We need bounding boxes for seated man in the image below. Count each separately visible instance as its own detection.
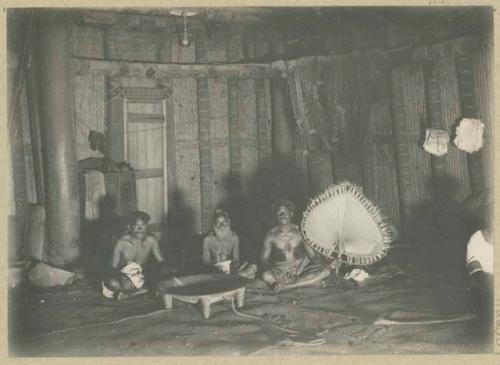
[102,211,167,300]
[202,209,257,278]
[466,206,493,326]
[260,199,331,293]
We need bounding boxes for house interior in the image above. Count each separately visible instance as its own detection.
[7,6,494,356]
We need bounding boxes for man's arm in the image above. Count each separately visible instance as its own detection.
[150,237,165,263]
[110,240,124,269]
[231,235,240,269]
[260,232,273,269]
[202,237,212,266]
[304,240,320,264]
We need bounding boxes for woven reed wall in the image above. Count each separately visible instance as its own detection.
[290,34,492,239]
[71,22,274,236]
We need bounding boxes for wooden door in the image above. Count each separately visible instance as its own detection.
[124,97,168,240]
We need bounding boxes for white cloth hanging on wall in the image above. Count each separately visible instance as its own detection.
[453,118,485,153]
[422,128,450,156]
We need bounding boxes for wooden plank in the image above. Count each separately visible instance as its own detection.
[127,121,164,170]
[127,113,165,124]
[127,102,163,114]
[105,28,160,62]
[134,168,164,179]
[118,87,172,100]
[136,177,164,225]
[72,58,282,79]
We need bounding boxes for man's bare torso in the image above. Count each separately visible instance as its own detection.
[268,225,305,263]
[113,234,159,268]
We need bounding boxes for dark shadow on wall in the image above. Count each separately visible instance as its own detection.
[158,165,308,271]
[403,175,481,289]
[215,165,308,264]
[160,190,196,273]
[80,195,126,287]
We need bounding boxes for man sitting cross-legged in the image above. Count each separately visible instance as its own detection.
[260,199,332,294]
[202,209,257,279]
[102,211,168,300]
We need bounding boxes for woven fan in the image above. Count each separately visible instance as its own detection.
[301,182,392,265]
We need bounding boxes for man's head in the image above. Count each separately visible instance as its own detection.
[213,209,231,239]
[127,211,150,241]
[271,199,295,226]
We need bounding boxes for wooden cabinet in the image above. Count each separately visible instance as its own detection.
[79,170,137,221]
[103,171,137,216]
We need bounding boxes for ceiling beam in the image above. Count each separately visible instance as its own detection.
[71,57,284,79]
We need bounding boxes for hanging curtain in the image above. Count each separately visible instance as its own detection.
[285,56,333,152]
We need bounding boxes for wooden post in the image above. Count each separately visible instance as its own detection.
[34,13,80,268]
[26,64,45,204]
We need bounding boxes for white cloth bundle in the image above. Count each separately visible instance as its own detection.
[453,118,484,153]
[120,262,145,289]
[466,230,493,275]
[101,262,145,298]
[422,128,449,156]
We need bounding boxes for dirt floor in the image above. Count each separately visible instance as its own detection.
[9,258,492,357]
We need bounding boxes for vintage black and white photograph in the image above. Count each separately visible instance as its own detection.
[6,5,495,356]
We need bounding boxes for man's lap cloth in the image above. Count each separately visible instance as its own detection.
[102,262,145,298]
[272,258,320,286]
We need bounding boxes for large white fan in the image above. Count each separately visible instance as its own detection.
[301,182,393,265]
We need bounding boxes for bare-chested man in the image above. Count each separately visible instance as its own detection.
[102,211,166,299]
[203,209,257,278]
[260,199,331,293]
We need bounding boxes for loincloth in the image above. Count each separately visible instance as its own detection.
[271,259,321,286]
[102,262,145,298]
